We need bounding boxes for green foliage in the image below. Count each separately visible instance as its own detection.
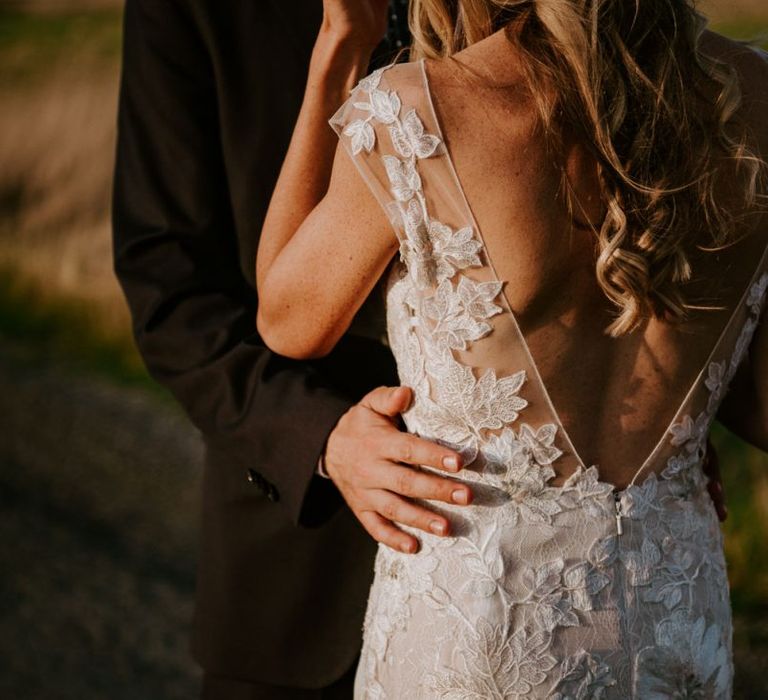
[0,7,123,87]
[0,268,160,394]
[711,20,768,48]
[711,422,768,612]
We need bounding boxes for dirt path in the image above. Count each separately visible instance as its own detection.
[0,338,203,699]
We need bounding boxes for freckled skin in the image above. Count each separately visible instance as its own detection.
[417,30,768,478]
[259,25,768,485]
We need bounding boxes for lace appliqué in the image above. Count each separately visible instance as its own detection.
[341,64,554,466]
[337,63,763,699]
[551,650,617,699]
[426,619,557,699]
[634,611,730,699]
[662,272,768,498]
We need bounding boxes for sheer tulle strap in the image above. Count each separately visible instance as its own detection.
[329,63,443,248]
[330,62,584,476]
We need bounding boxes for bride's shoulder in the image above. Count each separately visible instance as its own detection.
[333,60,434,146]
[351,60,426,103]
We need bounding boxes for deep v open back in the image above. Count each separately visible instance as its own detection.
[331,59,768,699]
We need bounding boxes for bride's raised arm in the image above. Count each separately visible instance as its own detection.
[256,0,398,359]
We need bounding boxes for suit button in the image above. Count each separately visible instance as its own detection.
[248,469,279,502]
[247,468,262,485]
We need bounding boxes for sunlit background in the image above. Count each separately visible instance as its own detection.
[0,1,766,697]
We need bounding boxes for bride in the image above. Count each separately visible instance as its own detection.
[256,0,768,697]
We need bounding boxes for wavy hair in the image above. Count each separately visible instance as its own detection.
[409,0,766,335]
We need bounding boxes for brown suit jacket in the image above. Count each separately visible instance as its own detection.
[112,0,403,688]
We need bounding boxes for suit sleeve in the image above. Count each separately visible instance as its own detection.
[112,0,397,527]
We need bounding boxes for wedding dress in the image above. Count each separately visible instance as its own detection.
[330,59,768,699]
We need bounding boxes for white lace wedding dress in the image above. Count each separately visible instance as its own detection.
[331,59,768,699]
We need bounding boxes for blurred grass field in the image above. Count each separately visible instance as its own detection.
[0,3,127,359]
[0,1,767,697]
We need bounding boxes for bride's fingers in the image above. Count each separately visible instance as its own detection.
[371,491,452,539]
[372,462,472,507]
[358,509,420,554]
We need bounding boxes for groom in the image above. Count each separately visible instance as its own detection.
[112,1,727,698]
[111,1,447,698]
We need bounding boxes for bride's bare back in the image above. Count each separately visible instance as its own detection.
[421,28,768,487]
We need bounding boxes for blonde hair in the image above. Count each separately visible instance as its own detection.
[409,0,766,335]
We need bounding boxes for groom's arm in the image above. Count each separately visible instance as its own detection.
[112,0,397,527]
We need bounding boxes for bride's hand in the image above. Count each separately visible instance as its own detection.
[319,0,390,53]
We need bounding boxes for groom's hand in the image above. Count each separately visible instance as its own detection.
[703,438,727,522]
[324,386,472,554]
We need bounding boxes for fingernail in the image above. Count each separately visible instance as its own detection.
[452,489,469,505]
[401,540,415,553]
[429,520,447,535]
[442,456,459,470]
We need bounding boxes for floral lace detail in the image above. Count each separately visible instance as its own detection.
[551,650,617,699]
[332,62,768,699]
[662,272,768,498]
[417,360,528,463]
[342,68,401,155]
[746,271,768,315]
[426,619,557,699]
[634,612,730,699]
[391,108,442,160]
[400,198,483,289]
[421,277,503,350]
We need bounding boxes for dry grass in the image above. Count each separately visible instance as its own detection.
[2,0,122,12]
[0,8,130,343]
[702,0,768,24]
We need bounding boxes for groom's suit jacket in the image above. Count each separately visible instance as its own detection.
[112,0,405,688]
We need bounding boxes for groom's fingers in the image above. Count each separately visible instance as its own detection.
[357,510,419,554]
[360,385,412,417]
[359,385,464,473]
[325,384,468,553]
[372,491,453,539]
[703,438,727,522]
[384,432,463,474]
[374,463,472,507]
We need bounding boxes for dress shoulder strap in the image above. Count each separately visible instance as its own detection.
[331,62,588,481]
[330,62,442,247]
